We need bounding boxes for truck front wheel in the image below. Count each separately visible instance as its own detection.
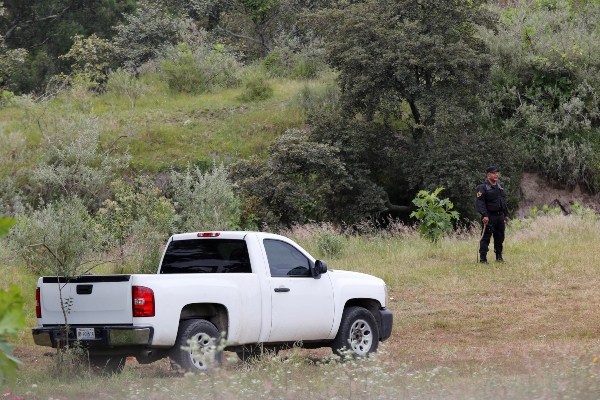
[169,319,223,372]
[331,306,379,357]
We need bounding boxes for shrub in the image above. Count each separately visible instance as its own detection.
[8,197,103,276]
[96,177,176,274]
[238,74,273,102]
[160,42,242,94]
[410,188,459,242]
[106,68,147,112]
[170,163,241,232]
[316,231,345,258]
[31,116,130,205]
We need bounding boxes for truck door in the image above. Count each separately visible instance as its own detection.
[263,239,335,342]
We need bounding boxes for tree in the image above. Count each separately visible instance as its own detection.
[290,0,501,220]
[479,0,600,192]
[0,0,135,92]
[230,129,385,227]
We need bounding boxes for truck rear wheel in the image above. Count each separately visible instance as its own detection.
[331,306,379,357]
[169,319,223,373]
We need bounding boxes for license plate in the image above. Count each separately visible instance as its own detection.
[76,328,96,340]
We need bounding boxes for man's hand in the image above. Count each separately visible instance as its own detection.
[504,216,509,224]
[482,216,489,224]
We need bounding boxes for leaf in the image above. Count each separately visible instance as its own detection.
[0,218,16,237]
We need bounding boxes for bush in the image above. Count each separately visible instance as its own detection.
[0,284,25,387]
[410,188,459,242]
[160,42,242,94]
[31,116,130,206]
[8,197,103,276]
[170,163,241,232]
[316,231,345,258]
[96,177,176,274]
[238,74,273,102]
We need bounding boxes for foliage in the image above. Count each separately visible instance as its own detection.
[7,196,104,276]
[160,42,242,94]
[112,0,180,71]
[59,34,117,85]
[529,204,562,218]
[0,35,26,90]
[96,177,176,274]
[238,73,273,101]
[316,231,344,258]
[479,0,600,192]
[292,78,340,114]
[31,116,130,206]
[170,163,241,232]
[0,0,135,92]
[410,188,459,242]
[106,68,147,113]
[285,0,501,221]
[230,128,375,228]
[261,34,327,79]
[0,284,25,388]
[571,201,598,219]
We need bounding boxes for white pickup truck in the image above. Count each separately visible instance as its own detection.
[32,231,393,373]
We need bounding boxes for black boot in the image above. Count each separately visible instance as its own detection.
[496,253,506,264]
[479,254,488,264]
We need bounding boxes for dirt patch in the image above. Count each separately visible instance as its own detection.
[514,172,600,217]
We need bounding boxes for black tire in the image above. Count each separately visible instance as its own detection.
[236,344,268,362]
[169,319,223,373]
[331,306,379,357]
[89,355,126,375]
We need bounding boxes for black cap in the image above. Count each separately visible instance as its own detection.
[485,166,498,173]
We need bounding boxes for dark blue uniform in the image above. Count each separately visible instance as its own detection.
[476,181,509,262]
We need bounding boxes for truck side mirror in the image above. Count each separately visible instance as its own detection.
[315,260,328,275]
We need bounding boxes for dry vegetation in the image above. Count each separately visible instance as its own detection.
[4,214,600,399]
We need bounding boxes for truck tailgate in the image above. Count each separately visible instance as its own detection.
[39,275,133,325]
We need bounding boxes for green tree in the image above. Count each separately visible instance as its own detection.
[0,0,135,92]
[479,0,600,192]
[230,129,386,227]
[266,0,500,221]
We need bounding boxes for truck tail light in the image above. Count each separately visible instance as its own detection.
[197,232,220,237]
[36,287,41,318]
[132,286,155,317]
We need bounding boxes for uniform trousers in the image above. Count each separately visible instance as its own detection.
[479,213,505,257]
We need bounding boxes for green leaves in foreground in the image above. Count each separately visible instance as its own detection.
[410,188,459,242]
[0,285,26,387]
[0,217,16,237]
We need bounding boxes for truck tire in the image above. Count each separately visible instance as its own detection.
[88,355,126,375]
[169,319,223,373]
[331,306,379,357]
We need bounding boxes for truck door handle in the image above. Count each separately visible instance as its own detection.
[274,287,290,293]
[76,284,93,295]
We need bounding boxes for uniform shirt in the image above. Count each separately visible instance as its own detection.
[476,181,508,217]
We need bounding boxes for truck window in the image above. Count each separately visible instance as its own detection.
[160,239,252,274]
[263,239,311,277]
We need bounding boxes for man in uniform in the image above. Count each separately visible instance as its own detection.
[476,166,509,264]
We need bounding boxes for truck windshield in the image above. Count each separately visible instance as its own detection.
[160,239,252,274]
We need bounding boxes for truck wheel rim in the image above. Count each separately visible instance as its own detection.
[349,318,373,356]
[189,332,216,370]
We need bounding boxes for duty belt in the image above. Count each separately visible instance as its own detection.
[488,211,504,216]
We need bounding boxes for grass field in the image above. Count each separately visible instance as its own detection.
[3,214,600,399]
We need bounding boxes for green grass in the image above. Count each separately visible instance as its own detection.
[5,215,600,398]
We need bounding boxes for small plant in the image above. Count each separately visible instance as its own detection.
[316,231,345,258]
[0,284,25,387]
[410,187,459,242]
[238,74,273,102]
[572,201,597,219]
[529,204,562,218]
